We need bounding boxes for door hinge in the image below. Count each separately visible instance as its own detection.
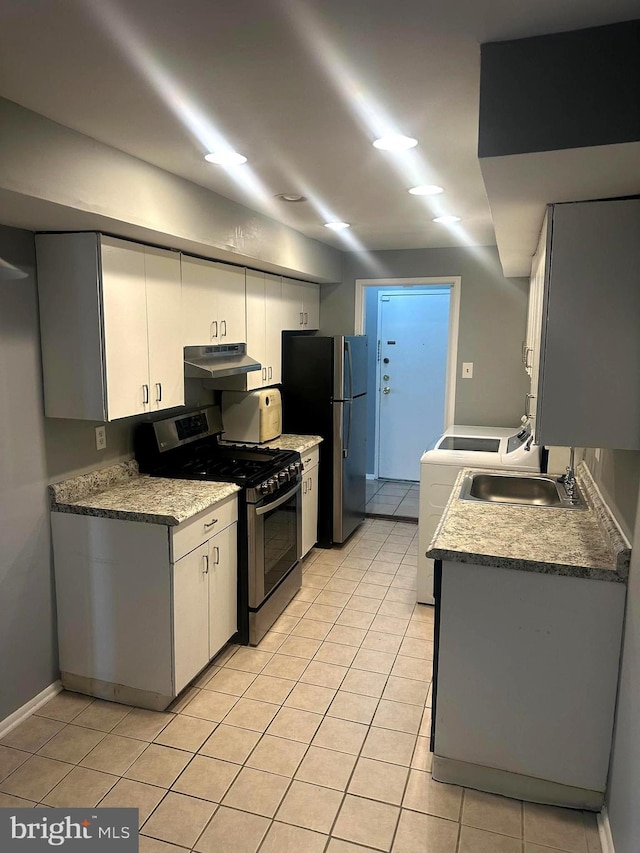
[377,340,381,362]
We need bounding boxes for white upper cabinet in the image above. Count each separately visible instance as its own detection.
[36,233,184,421]
[281,277,320,330]
[235,271,285,391]
[531,199,640,450]
[182,256,246,345]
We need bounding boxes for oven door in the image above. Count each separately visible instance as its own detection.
[248,479,301,608]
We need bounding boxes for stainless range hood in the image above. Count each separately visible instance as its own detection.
[184,344,261,379]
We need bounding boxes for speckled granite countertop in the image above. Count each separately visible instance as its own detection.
[221,434,323,454]
[427,462,630,583]
[50,461,239,526]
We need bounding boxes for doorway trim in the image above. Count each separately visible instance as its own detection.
[355,276,461,435]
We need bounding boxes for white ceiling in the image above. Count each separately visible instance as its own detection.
[0,0,638,264]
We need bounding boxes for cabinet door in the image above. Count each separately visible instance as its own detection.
[264,273,284,385]
[173,543,210,694]
[301,282,320,330]
[145,246,185,412]
[300,467,319,558]
[181,256,218,345]
[213,262,246,343]
[281,277,305,330]
[208,522,238,658]
[101,237,150,420]
[537,199,640,449]
[245,270,267,390]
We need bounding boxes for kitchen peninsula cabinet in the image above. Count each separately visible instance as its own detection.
[181,255,246,346]
[300,444,319,557]
[527,198,640,449]
[244,270,286,390]
[282,276,320,330]
[52,493,238,710]
[36,233,184,421]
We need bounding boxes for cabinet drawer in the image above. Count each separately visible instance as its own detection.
[301,445,319,472]
[171,495,238,562]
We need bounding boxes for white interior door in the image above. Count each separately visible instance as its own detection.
[377,290,451,481]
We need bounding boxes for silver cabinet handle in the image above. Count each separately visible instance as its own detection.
[221,320,227,338]
[524,347,533,369]
[211,320,218,339]
[304,312,308,325]
[521,341,527,364]
[204,518,218,529]
[142,384,149,404]
[203,554,209,574]
[303,479,307,495]
[300,311,304,326]
[308,475,312,493]
[156,382,162,402]
[262,367,267,381]
[268,366,272,380]
[213,545,220,565]
[525,393,536,418]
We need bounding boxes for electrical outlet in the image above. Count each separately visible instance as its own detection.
[95,426,107,451]
[462,362,473,379]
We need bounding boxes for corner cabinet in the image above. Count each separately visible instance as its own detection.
[299,445,320,558]
[36,233,184,421]
[529,199,640,450]
[181,255,246,346]
[51,495,238,710]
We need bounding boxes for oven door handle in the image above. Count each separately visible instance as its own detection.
[255,481,301,516]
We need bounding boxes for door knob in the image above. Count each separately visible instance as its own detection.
[383,387,390,394]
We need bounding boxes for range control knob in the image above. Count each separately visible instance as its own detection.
[288,463,299,477]
[266,479,276,493]
[277,470,289,482]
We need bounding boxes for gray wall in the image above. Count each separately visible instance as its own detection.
[0,98,342,284]
[0,225,58,719]
[322,245,530,427]
[583,447,640,853]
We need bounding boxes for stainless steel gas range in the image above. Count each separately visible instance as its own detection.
[135,406,302,645]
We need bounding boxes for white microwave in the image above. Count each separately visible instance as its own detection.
[221,389,282,443]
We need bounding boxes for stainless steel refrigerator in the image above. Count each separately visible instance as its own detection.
[281,335,367,548]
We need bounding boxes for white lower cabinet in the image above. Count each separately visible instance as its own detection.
[173,519,238,694]
[300,446,319,558]
[51,495,238,710]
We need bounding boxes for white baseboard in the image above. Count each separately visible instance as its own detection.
[598,807,615,853]
[0,681,63,740]
[366,474,376,480]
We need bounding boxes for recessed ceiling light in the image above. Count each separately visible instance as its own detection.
[324,221,351,231]
[433,215,461,224]
[275,192,308,203]
[373,135,418,151]
[204,151,247,166]
[409,184,444,196]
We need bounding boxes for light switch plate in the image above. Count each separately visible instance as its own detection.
[462,362,473,379]
[95,426,107,451]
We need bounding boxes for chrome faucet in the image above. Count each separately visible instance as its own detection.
[558,447,577,499]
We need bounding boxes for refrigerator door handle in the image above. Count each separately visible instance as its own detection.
[343,399,352,459]
[345,339,353,401]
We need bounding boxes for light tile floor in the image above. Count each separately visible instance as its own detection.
[0,518,601,853]
[366,480,419,520]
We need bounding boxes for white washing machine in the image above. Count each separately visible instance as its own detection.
[417,422,541,604]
